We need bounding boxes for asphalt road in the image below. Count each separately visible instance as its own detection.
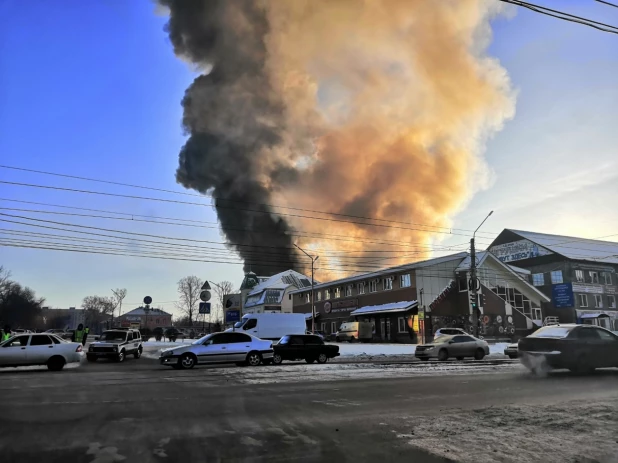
[2,356,618,463]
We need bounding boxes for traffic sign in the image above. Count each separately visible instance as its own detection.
[200,290,211,302]
[201,281,211,290]
[225,310,241,323]
[143,296,152,305]
[199,302,211,314]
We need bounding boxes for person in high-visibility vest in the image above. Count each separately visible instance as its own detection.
[72,324,85,344]
[1,325,12,342]
[82,327,90,346]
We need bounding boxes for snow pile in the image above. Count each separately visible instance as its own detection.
[334,343,416,357]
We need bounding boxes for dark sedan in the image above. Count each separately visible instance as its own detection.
[519,324,618,373]
[272,334,340,364]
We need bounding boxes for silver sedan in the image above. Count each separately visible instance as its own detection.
[159,331,273,369]
[415,334,489,361]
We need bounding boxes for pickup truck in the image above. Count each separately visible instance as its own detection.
[272,334,340,365]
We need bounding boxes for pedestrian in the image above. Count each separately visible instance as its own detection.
[82,326,90,346]
[72,323,85,344]
[1,325,11,342]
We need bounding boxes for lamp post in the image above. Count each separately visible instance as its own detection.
[294,244,319,333]
[470,211,493,337]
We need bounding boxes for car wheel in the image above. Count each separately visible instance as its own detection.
[272,353,283,365]
[348,337,355,343]
[116,351,125,363]
[133,348,142,359]
[47,356,65,371]
[317,353,328,364]
[438,349,448,361]
[86,355,97,362]
[508,354,517,359]
[456,356,464,361]
[179,353,196,369]
[246,351,262,367]
[569,355,594,374]
[474,348,486,360]
[305,358,315,364]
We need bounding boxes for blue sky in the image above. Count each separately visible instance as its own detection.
[1,1,617,312]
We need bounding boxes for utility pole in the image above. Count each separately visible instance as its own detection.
[295,244,319,333]
[470,211,493,337]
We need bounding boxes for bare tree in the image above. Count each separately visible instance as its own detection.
[176,276,203,326]
[111,288,128,318]
[212,280,234,324]
[0,266,12,296]
[82,295,115,327]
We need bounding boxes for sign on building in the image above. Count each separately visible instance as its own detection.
[552,283,574,308]
[489,239,552,263]
[224,293,242,309]
[571,283,603,295]
[225,310,241,323]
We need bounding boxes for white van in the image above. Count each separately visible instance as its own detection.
[229,313,307,340]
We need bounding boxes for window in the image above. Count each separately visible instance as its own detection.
[596,329,615,341]
[304,336,323,345]
[50,335,61,344]
[398,317,407,333]
[358,282,366,295]
[320,322,326,332]
[550,271,563,284]
[458,277,468,292]
[452,336,473,343]
[594,294,603,308]
[156,319,160,325]
[243,318,258,330]
[578,294,588,307]
[604,273,613,285]
[575,270,584,282]
[127,332,134,341]
[228,333,252,343]
[345,285,353,297]
[331,321,337,333]
[30,335,53,346]
[334,287,341,298]
[317,291,322,302]
[305,293,310,303]
[532,273,544,286]
[325,289,331,300]
[608,295,616,309]
[589,271,599,284]
[369,280,378,293]
[2,335,29,347]
[383,277,393,290]
[400,274,411,288]
[532,308,542,320]
[576,328,601,340]
[289,336,303,345]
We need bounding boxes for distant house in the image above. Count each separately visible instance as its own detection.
[116,307,172,330]
[242,270,316,314]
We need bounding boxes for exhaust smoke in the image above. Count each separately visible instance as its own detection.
[159,0,516,276]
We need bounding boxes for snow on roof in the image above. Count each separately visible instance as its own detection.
[123,307,172,317]
[290,252,469,294]
[351,301,417,316]
[506,229,618,265]
[507,264,531,275]
[247,269,314,297]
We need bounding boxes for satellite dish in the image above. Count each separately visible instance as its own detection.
[143,296,152,305]
[200,290,211,302]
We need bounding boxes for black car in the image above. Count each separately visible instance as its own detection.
[519,324,618,373]
[272,334,340,365]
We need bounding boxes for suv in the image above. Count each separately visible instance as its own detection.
[87,329,142,363]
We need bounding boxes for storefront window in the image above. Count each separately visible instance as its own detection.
[397,317,407,333]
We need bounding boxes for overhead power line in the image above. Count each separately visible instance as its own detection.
[497,0,618,35]
[596,0,618,9]
[0,164,498,238]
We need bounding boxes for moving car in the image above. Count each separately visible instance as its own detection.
[336,321,372,342]
[229,313,306,340]
[415,334,489,361]
[434,327,468,337]
[160,331,273,369]
[518,324,618,373]
[272,334,340,365]
[504,343,519,359]
[87,329,142,363]
[0,333,83,371]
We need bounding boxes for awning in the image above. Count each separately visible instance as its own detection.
[579,313,610,319]
[350,301,417,317]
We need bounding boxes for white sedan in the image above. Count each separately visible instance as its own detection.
[0,333,83,371]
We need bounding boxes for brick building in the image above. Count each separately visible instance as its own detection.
[292,252,548,343]
[489,229,618,330]
[116,307,172,330]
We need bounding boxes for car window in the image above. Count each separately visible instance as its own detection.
[243,318,257,330]
[277,335,290,345]
[304,336,323,345]
[577,328,601,340]
[596,329,616,341]
[289,337,304,345]
[452,336,469,343]
[30,335,53,346]
[227,333,252,343]
[99,331,127,342]
[211,334,229,345]
[127,332,134,341]
[2,335,30,347]
[530,327,573,338]
[50,335,62,344]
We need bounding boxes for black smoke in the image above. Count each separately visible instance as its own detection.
[160,0,301,275]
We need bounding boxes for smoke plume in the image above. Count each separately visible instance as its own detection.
[159,0,515,276]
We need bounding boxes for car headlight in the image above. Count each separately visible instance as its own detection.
[161,350,173,357]
[424,346,434,351]
[113,346,118,352]
[88,346,93,352]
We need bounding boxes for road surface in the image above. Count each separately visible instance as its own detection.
[1,356,618,462]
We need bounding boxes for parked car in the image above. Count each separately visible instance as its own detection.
[415,334,489,361]
[272,334,340,365]
[504,343,519,359]
[229,313,307,340]
[13,329,32,334]
[434,327,468,337]
[0,333,83,371]
[160,332,273,369]
[518,324,618,373]
[87,329,142,363]
[336,321,372,342]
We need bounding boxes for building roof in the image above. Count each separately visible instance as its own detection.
[290,252,469,294]
[244,269,315,308]
[350,301,418,316]
[502,229,618,265]
[122,307,172,317]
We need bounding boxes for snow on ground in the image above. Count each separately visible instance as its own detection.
[395,398,618,463]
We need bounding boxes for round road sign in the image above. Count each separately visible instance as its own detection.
[200,290,211,302]
[143,296,152,305]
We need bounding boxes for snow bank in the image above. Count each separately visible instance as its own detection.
[334,343,416,357]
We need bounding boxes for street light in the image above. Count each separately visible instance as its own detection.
[294,244,319,333]
[470,211,493,337]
